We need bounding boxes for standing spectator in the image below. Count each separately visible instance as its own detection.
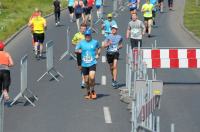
[126,13,145,49]
[68,0,75,22]
[0,41,14,100]
[74,0,85,31]
[53,0,61,26]
[28,10,47,59]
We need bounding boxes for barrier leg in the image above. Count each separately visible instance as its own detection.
[27,89,39,101]
[10,93,22,106]
[52,68,64,78]
[49,71,59,82]
[23,95,36,107]
[37,72,48,82]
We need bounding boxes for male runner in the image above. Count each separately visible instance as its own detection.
[28,10,47,58]
[141,0,153,37]
[101,13,117,37]
[72,23,87,88]
[75,29,101,99]
[103,25,123,88]
[126,13,145,49]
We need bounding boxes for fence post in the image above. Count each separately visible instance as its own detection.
[112,0,118,17]
[59,27,77,61]
[156,116,160,132]
[0,94,4,132]
[37,41,64,82]
[171,124,175,132]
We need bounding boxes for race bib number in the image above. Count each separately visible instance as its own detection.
[109,44,118,52]
[131,3,136,8]
[131,28,140,37]
[83,52,93,63]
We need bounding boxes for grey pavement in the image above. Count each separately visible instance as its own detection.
[3,0,200,132]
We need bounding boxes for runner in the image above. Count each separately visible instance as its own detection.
[28,10,47,59]
[141,0,154,37]
[74,0,85,31]
[101,13,117,37]
[95,0,103,20]
[68,0,75,22]
[168,0,173,10]
[84,0,94,24]
[158,0,164,13]
[103,25,123,88]
[128,0,140,14]
[126,13,145,49]
[53,0,61,26]
[0,41,14,100]
[29,8,40,51]
[150,0,158,25]
[72,23,87,88]
[75,29,101,99]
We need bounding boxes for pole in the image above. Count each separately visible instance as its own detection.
[171,124,175,132]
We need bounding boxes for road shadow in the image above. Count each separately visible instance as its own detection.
[97,94,110,99]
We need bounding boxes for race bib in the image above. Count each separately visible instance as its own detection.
[131,3,136,8]
[83,52,93,63]
[131,28,140,37]
[109,44,118,52]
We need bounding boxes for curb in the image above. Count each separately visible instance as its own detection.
[4,8,67,46]
[180,2,200,44]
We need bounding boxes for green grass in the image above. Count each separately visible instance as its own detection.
[0,0,67,41]
[184,0,200,38]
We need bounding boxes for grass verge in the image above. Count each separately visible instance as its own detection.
[0,0,67,41]
[184,0,200,38]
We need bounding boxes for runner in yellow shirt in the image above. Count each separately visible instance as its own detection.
[28,10,47,59]
[72,23,87,88]
[141,0,154,38]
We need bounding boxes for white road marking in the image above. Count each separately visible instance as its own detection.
[103,107,112,124]
[101,75,106,85]
[102,56,106,63]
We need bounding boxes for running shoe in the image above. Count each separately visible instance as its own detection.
[81,82,85,89]
[112,81,118,88]
[91,90,97,99]
[84,92,91,99]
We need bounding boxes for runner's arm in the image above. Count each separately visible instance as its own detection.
[7,53,14,67]
[126,25,131,39]
[118,38,123,49]
[141,21,145,35]
[75,43,82,53]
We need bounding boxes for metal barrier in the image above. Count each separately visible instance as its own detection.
[112,0,118,17]
[11,55,38,107]
[59,27,77,61]
[38,40,64,82]
[0,94,4,132]
[122,44,164,132]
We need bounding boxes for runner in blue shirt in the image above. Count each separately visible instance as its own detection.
[128,0,140,13]
[95,0,103,19]
[68,0,75,22]
[75,29,101,100]
[101,13,117,37]
[150,0,157,25]
[103,24,123,88]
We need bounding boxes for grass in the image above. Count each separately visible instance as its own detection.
[0,0,67,41]
[184,0,200,38]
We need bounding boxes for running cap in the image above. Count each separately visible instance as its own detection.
[0,41,5,50]
[111,24,118,29]
[107,13,112,18]
[84,28,92,35]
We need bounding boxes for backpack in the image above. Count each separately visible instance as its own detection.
[75,0,83,14]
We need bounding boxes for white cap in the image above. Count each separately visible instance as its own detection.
[111,24,118,29]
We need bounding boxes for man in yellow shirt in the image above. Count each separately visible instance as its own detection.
[28,10,47,58]
[72,23,87,88]
[141,0,153,38]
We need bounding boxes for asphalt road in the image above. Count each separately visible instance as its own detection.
[3,0,200,132]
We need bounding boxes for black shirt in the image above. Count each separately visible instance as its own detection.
[53,0,60,12]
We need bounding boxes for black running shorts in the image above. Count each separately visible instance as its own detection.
[33,33,45,44]
[68,6,74,14]
[106,52,119,64]
[130,39,142,49]
[82,64,96,75]
[0,70,11,92]
[76,53,82,66]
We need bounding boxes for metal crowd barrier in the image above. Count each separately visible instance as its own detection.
[0,94,4,132]
[123,43,164,132]
[59,27,77,61]
[38,40,64,82]
[11,55,38,107]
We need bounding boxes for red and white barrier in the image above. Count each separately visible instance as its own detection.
[136,48,200,68]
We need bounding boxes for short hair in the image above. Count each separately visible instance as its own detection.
[80,23,87,27]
